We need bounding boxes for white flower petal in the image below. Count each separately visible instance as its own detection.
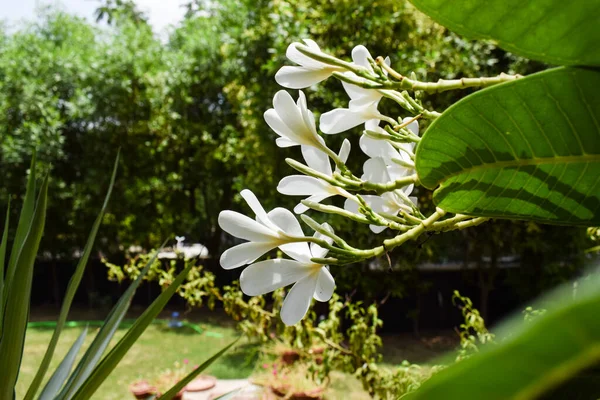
[267,207,311,262]
[301,145,332,176]
[361,195,387,213]
[370,224,387,234]
[313,267,335,302]
[275,66,332,89]
[310,223,334,259]
[240,259,314,296]
[387,163,412,181]
[267,207,304,237]
[351,45,373,72]
[274,90,306,133]
[344,198,360,214]
[286,41,324,68]
[362,157,391,183]
[220,241,277,270]
[280,242,313,263]
[276,137,297,147]
[218,210,277,242]
[265,109,300,145]
[240,189,276,229]
[280,273,319,325]
[320,108,368,134]
[338,139,351,164]
[360,134,400,161]
[402,117,419,136]
[278,176,335,196]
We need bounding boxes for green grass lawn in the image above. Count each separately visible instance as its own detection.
[17,321,258,400]
[17,307,456,400]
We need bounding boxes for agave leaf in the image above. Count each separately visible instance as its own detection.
[23,152,120,400]
[3,153,36,308]
[57,241,167,398]
[0,175,48,398]
[38,327,88,400]
[0,200,11,336]
[71,262,194,400]
[159,338,239,400]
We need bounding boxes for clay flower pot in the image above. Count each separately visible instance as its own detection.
[185,375,217,392]
[129,380,158,399]
[280,350,300,365]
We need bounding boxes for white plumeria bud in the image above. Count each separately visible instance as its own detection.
[264,90,330,154]
[218,189,309,269]
[319,46,390,135]
[345,157,417,233]
[277,140,351,213]
[240,224,336,326]
[360,119,416,167]
[275,39,344,89]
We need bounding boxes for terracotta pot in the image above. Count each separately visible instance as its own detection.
[129,380,158,399]
[271,386,324,400]
[280,350,300,365]
[185,375,217,392]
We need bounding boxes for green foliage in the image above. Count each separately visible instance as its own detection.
[106,255,434,397]
[0,157,234,399]
[451,291,494,361]
[416,67,600,225]
[406,274,600,400]
[0,1,536,261]
[408,0,600,66]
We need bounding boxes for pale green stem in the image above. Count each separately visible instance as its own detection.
[286,158,344,187]
[376,58,522,92]
[376,208,447,256]
[300,214,351,249]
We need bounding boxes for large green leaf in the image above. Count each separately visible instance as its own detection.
[406,272,600,400]
[408,0,600,66]
[23,153,120,400]
[415,67,600,225]
[71,262,194,400]
[0,175,48,398]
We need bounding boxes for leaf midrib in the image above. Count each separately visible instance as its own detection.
[429,154,600,187]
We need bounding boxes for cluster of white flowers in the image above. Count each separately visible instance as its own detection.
[218,40,420,325]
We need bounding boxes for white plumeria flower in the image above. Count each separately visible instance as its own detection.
[360,118,417,168]
[240,225,335,326]
[344,157,417,233]
[218,189,309,269]
[275,39,344,89]
[320,46,389,135]
[264,90,329,154]
[278,140,352,213]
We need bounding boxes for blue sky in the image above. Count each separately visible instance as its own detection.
[1,0,188,33]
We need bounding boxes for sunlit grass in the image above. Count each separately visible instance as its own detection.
[17,322,258,400]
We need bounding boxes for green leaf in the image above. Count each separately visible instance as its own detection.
[415,67,600,225]
[57,242,166,398]
[0,200,11,337]
[159,338,240,400]
[3,153,37,308]
[38,327,88,400]
[23,152,120,400]
[71,262,194,400]
[408,0,600,66]
[406,273,600,400]
[0,175,48,398]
